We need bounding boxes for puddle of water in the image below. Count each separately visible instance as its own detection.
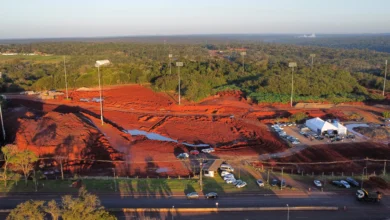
[125,129,210,147]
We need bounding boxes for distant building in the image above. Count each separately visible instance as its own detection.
[305,117,347,135]
[95,60,111,67]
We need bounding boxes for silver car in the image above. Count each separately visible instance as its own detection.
[186,192,199,199]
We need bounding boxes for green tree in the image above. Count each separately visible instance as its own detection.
[9,150,38,185]
[61,187,116,220]
[6,200,45,220]
[1,144,18,187]
[383,111,390,119]
[289,112,307,123]
[44,200,61,220]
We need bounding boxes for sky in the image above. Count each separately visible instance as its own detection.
[0,0,390,39]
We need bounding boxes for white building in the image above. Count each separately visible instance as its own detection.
[305,117,347,135]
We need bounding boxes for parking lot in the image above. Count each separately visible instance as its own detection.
[271,123,366,146]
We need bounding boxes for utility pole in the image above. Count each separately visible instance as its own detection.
[384,161,387,176]
[281,167,284,191]
[176,62,183,105]
[361,167,367,189]
[287,204,290,220]
[267,169,270,183]
[383,60,388,96]
[63,56,69,100]
[310,54,316,71]
[97,65,103,125]
[241,52,246,74]
[289,62,297,107]
[0,105,5,141]
[112,168,117,192]
[199,159,203,191]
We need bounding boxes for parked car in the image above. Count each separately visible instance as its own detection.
[316,136,324,140]
[225,178,236,184]
[220,164,234,172]
[190,150,199,155]
[205,192,218,199]
[332,180,343,187]
[346,177,359,187]
[280,180,286,188]
[256,179,264,187]
[236,181,247,188]
[220,171,231,177]
[340,180,351,188]
[186,192,199,199]
[233,180,243,186]
[271,179,278,186]
[223,174,235,180]
[177,153,189,159]
[299,131,306,135]
[314,180,322,187]
[202,148,215,153]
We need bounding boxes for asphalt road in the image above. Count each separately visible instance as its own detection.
[0,194,390,219]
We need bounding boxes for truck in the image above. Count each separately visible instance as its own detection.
[356,189,382,202]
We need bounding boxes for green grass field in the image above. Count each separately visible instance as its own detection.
[0,55,63,63]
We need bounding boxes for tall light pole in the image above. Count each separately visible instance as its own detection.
[241,52,246,74]
[176,62,183,105]
[281,167,284,191]
[289,62,297,107]
[169,54,173,75]
[0,104,5,141]
[384,60,388,96]
[286,204,290,220]
[63,56,69,100]
[310,54,316,71]
[199,159,203,191]
[361,167,367,189]
[95,60,111,125]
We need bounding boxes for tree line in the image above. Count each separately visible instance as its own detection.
[0,41,389,103]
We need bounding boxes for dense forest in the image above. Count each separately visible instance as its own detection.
[0,37,389,103]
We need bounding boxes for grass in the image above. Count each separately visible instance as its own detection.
[0,55,63,64]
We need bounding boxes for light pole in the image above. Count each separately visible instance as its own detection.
[384,60,388,96]
[286,204,289,220]
[63,56,69,100]
[169,54,173,75]
[0,104,5,141]
[361,167,367,189]
[281,167,284,191]
[172,205,174,220]
[176,62,183,105]
[241,52,246,74]
[310,54,316,71]
[199,160,203,191]
[112,168,117,192]
[289,62,297,107]
[95,60,111,125]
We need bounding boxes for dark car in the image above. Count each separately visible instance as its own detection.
[271,179,278,186]
[332,180,343,187]
[316,136,324,140]
[346,177,359,187]
[205,192,218,199]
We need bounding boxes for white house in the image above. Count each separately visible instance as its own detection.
[203,159,223,178]
[305,117,347,135]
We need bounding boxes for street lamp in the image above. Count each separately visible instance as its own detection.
[112,168,117,192]
[361,167,367,189]
[63,56,69,100]
[176,62,183,105]
[281,167,284,191]
[199,160,203,191]
[216,202,219,208]
[383,60,388,96]
[286,204,289,220]
[241,52,246,74]
[0,104,5,141]
[310,54,316,71]
[169,54,173,75]
[95,60,111,125]
[288,62,297,107]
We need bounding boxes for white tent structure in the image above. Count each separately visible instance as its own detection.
[305,117,347,135]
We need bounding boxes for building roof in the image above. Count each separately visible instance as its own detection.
[203,159,223,171]
[306,117,337,131]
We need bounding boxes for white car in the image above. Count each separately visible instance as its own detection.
[236,181,247,188]
[225,178,236,184]
[340,180,351,188]
[256,179,264,187]
[223,174,235,180]
[202,148,215,153]
[221,171,231,177]
[313,180,322,187]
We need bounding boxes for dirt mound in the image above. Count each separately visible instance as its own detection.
[15,112,121,162]
[354,126,390,140]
